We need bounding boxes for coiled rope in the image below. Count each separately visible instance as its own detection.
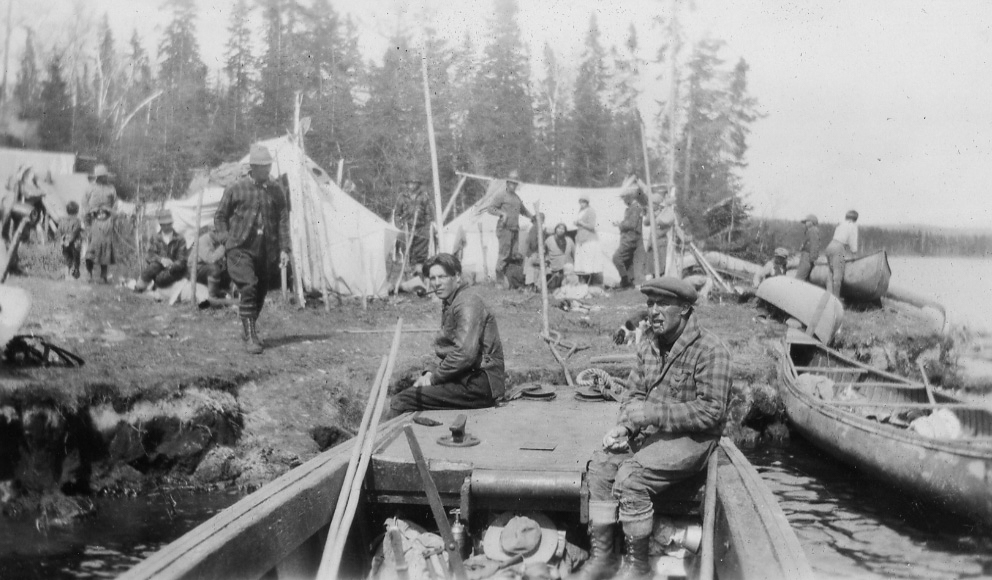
[575,368,627,401]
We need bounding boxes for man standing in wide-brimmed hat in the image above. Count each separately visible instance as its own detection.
[135,210,188,292]
[393,173,432,279]
[488,170,532,288]
[215,144,291,354]
[572,277,731,580]
[611,186,644,289]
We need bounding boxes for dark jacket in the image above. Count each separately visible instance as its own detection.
[488,188,532,231]
[146,233,188,268]
[432,283,506,399]
[619,200,644,236]
[214,176,291,254]
[800,224,821,261]
[394,189,432,233]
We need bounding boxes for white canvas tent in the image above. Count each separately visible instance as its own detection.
[159,137,399,300]
[441,177,635,286]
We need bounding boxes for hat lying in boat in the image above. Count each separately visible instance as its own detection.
[482,512,560,564]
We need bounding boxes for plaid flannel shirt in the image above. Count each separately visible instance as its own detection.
[621,315,732,437]
[145,233,188,266]
[214,177,291,253]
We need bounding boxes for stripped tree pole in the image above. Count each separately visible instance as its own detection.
[421,45,444,254]
[639,113,661,278]
[665,0,681,279]
[535,202,549,336]
[190,184,205,307]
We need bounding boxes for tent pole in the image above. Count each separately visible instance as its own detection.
[190,184,205,308]
[535,202,549,337]
[421,46,444,253]
[294,91,331,311]
[665,0,681,279]
[441,175,467,222]
[639,113,660,278]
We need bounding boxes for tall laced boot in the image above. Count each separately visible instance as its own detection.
[616,532,653,580]
[245,317,264,354]
[567,523,619,580]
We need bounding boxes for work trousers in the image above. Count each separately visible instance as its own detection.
[612,232,641,284]
[139,262,187,289]
[587,448,694,534]
[408,230,430,270]
[794,251,815,282]
[389,370,495,415]
[62,245,80,276]
[495,227,519,276]
[228,233,275,319]
[824,242,846,297]
[194,262,229,287]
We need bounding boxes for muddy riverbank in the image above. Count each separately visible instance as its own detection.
[0,270,972,525]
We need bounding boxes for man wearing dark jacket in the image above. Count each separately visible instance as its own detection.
[612,188,644,289]
[214,144,291,354]
[135,210,188,291]
[795,214,821,282]
[488,170,532,287]
[389,253,506,415]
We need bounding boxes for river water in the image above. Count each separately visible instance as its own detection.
[1,256,989,579]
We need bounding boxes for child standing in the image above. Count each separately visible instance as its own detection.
[58,201,82,279]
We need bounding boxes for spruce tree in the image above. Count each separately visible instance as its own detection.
[568,14,610,186]
[39,53,72,151]
[13,30,40,120]
[534,43,571,185]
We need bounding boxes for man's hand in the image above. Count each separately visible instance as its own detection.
[621,401,653,430]
[413,371,432,388]
[602,426,630,451]
[159,257,174,268]
[279,251,290,269]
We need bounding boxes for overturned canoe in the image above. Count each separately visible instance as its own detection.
[806,250,892,302]
[780,329,992,525]
[121,388,812,580]
[757,276,843,344]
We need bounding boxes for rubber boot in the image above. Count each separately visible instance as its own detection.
[245,318,263,355]
[566,524,620,580]
[616,533,653,580]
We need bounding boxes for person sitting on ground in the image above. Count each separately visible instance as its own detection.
[135,210,188,292]
[188,226,229,298]
[388,253,506,417]
[58,201,82,280]
[753,247,790,287]
[573,277,732,580]
[545,222,575,291]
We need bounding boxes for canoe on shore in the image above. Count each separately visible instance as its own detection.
[779,329,992,526]
[120,386,813,580]
[807,250,892,302]
[757,276,843,344]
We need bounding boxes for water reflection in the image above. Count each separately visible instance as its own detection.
[0,490,242,580]
[746,439,992,580]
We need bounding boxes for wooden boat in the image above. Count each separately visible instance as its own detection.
[807,250,892,302]
[120,390,813,580]
[756,276,843,344]
[779,328,992,525]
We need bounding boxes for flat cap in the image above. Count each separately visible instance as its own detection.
[640,276,697,304]
[845,209,859,221]
[774,247,789,258]
[801,214,818,225]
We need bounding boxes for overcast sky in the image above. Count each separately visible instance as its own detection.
[11,0,992,230]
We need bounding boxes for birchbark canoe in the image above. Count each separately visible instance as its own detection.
[121,392,813,580]
[779,329,992,525]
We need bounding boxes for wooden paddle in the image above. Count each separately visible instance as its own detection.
[916,359,938,404]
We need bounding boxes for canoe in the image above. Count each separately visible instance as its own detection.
[756,276,843,344]
[121,389,813,580]
[779,328,992,525]
[806,250,892,303]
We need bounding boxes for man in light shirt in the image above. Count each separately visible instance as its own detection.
[824,210,859,298]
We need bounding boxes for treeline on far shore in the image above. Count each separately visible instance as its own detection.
[727,219,992,261]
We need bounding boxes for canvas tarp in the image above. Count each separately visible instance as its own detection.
[0,148,75,187]
[440,178,635,285]
[156,137,399,300]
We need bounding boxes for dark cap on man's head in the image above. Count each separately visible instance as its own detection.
[640,276,697,305]
[801,214,818,225]
[845,210,859,221]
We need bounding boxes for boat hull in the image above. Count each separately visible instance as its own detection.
[807,250,892,302]
[780,330,992,525]
[121,394,812,580]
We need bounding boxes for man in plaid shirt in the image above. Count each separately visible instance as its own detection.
[214,145,291,354]
[571,276,732,580]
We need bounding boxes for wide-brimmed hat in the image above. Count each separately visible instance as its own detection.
[506,170,521,183]
[249,145,273,165]
[578,192,590,202]
[482,512,560,564]
[774,247,789,259]
[91,164,110,178]
[405,173,422,185]
[800,214,818,225]
[158,210,174,225]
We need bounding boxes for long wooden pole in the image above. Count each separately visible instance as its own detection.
[189,185,205,307]
[442,175,468,222]
[699,447,719,580]
[640,114,660,278]
[535,202,549,336]
[665,0,680,278]
[421,46,444,254]
[317,318,404,580]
